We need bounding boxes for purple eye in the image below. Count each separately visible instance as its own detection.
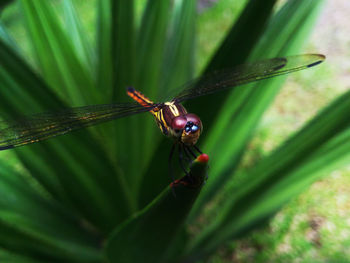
[171,116,187,130]
[180,113,202,135]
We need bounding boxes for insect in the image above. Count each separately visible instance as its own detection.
[0,54,325,174]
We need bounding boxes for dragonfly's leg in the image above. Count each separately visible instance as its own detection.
[182,144,193,164]
[170,144,190,197]
[183,145,196,162]
[193,145,203,154]
[182,145,198,184]
[178,144,189,176]
[185,145,197,159]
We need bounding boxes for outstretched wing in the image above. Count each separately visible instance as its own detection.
[173,54,325,103]
[0,102,155,150]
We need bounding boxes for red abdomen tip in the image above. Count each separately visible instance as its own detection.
[197,153,209,163]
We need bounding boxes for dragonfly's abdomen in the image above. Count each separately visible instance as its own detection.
[127,87,171,136]
[127,87,154,107]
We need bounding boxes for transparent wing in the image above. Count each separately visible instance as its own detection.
[0,102,155,150]
[173,54,325,103]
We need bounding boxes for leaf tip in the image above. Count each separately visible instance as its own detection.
[196,153,209,163]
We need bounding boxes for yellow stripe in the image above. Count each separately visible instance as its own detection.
[160,110,167,128]
[135,90,153,104]
[164,102,180,117]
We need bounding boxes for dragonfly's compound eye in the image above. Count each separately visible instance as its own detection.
[171,116,187,130]
[185,113,201,126]
[184,113,202,133]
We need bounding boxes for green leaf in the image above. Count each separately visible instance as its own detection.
[105,155,209,263]
[111,0,135,101]
[0,20,19,51]
[159,0,197,95]
[0,38,134,232]
[104,0,138,200]
[0,39,64,114]
[20,0,98,105]
[96,0,113,100]
[0,249,46,263]
[205,0,278,72]
[0,162,102,262]
[62,0,95,76]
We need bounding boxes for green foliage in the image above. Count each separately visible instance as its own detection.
[1,0,348,262]
[106,158,208,263]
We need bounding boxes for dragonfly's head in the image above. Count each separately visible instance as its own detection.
[171,113,202,145]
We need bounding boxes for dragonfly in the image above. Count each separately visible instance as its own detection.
[0,54,325,171]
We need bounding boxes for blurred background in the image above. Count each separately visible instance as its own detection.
[0,0,349,262]
[201,1,350,262]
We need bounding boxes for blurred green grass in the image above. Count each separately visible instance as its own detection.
[1,0,349,262]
